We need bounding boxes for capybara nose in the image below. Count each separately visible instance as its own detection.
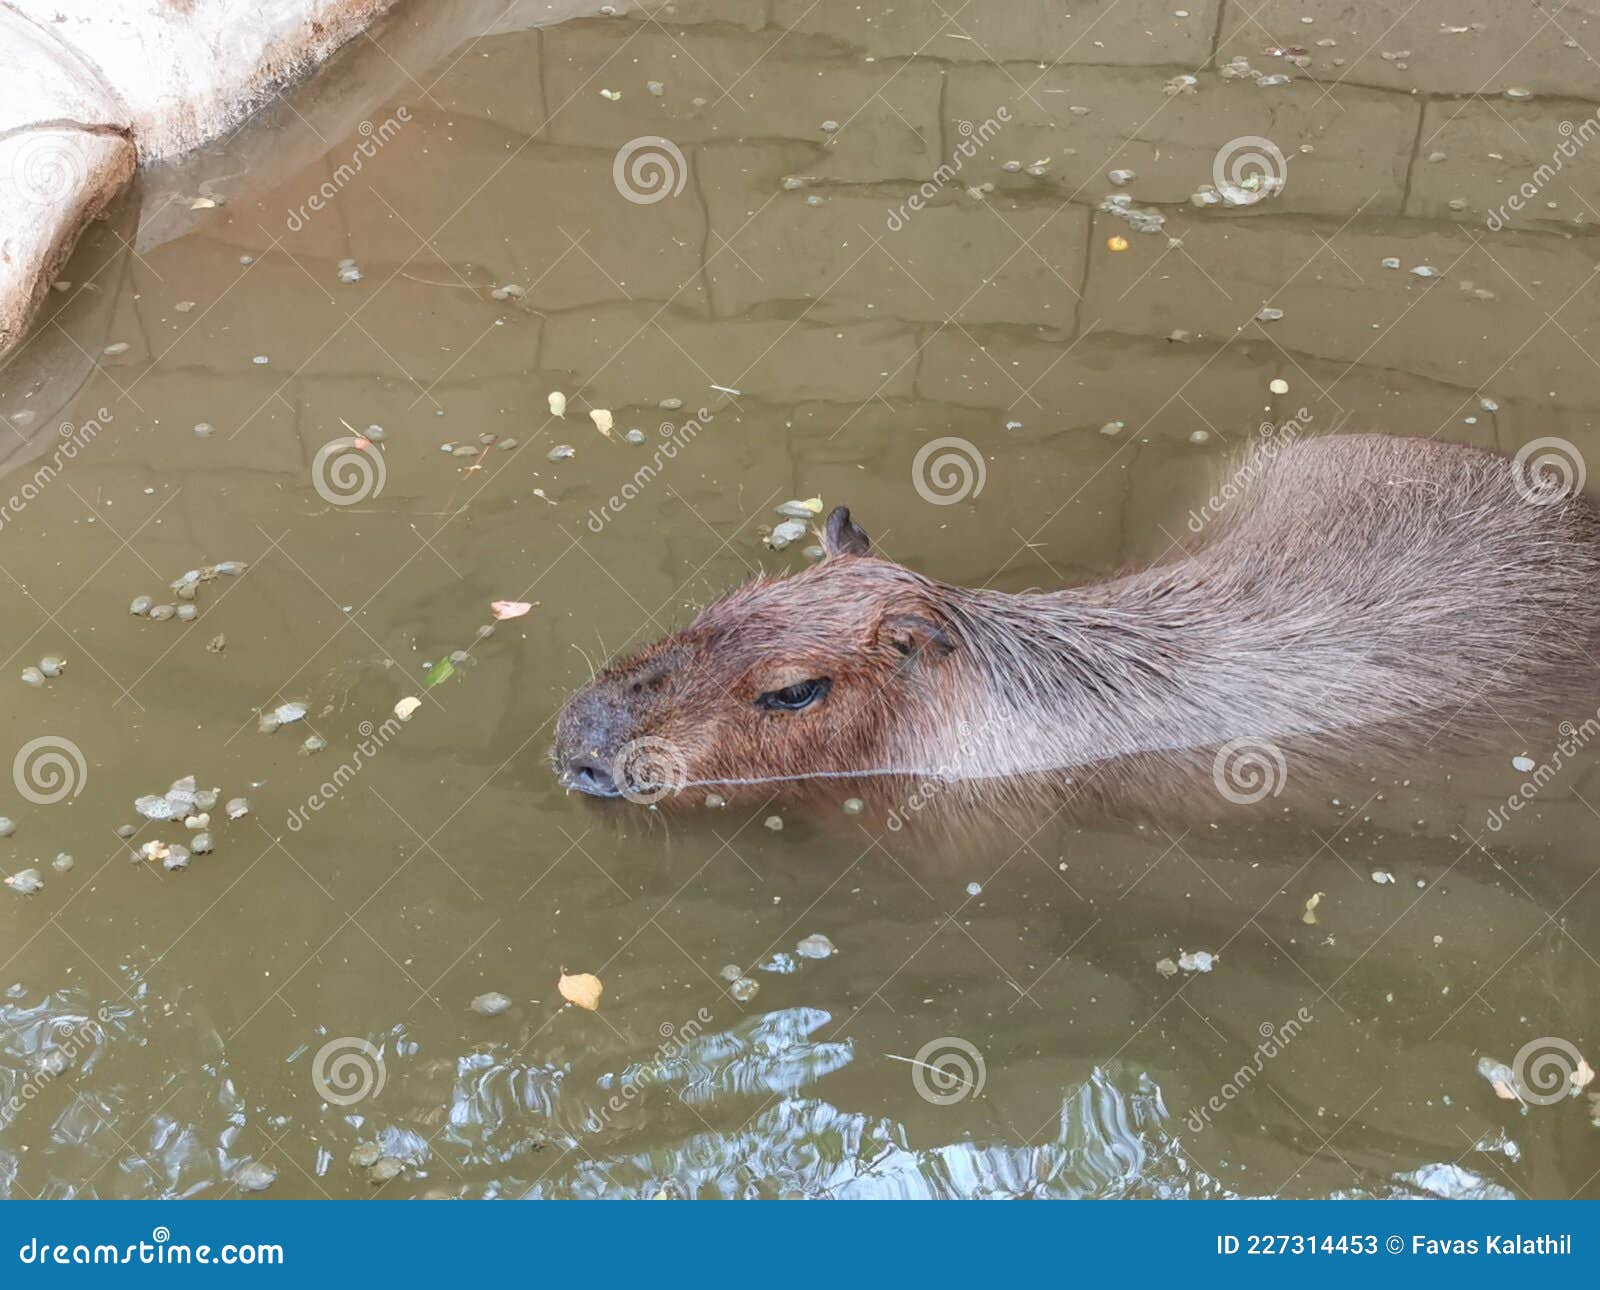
[564,757,619,798]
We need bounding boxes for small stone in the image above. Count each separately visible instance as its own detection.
[302,735,326,755]
[624,428,646,445]
[191,833,214,854]
[225,797,250,820]
[719,964,742,982]
[235,1161,276,1192]
[1381,257,1401,270]
[176,604,198,622]
[548,444,576,461]
[704,793,727,808]
[1155,957,1179,978]
[51,853,74,872]
[1099,420,1125,436]
[207,635,227,653]
[1108,168,1136,186]
[149,604,176,621]
[1269,379,1289,395]
[647,80,664,96]
[470,991,512,1016]
[1188,430,1210,444]
[369,1157,404,1183]
[129,596,154,615]
[820,120,839,133]
[764,815,784,831]
[658,398,683,411]
[767,520,807,550]
[20,667,44,686]
[116,824,135,838]
[0,818,13,837]
[796,933,836,959]
[1255,306,1284,322]
[162,845,191,871]
[349,1143,382,1168]
[1410,265,1439,278]
[185,813,210,830]
[842,798,863,816]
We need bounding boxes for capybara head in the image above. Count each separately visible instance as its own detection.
[552,508,962,801]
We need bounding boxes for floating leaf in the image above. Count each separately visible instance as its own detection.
[491,600,533,620]
[394,696,422,721]
[425,659,455,688]
[558,970,603,1011]
[589,408,614,437]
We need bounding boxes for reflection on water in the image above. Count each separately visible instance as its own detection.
[1,0,1598,1200]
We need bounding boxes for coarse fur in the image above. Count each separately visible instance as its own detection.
[552,434,1600,813]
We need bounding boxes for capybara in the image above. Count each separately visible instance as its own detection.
[553,434,1600,810]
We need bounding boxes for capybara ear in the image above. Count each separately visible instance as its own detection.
[878,613,955,660]
[824,506,871,558]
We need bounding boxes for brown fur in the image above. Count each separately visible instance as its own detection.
[553,434,1600,816]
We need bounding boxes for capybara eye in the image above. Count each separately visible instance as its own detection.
[754,678,830,712]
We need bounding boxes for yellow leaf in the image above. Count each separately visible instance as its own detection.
[558,970,604,1011]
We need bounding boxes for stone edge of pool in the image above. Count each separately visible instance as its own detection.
[0,0,399,361]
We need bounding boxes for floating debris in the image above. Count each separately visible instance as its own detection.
[1410,265,1439,278]
[369,1157,404,1184]
[557,970,603,1011]
[51,853,74,872]
[235,1161,277,1192]
[842,797,864,816]
[1108,169,1136,186]
[1302,891,1325,925]
[20,667,43,687]
[761,952,798,975]
[5,869,43,895]
[797,933,836,959]
[225,797,250,820]
[767,520,807,550]
[0,818,13,837]
[1511,754,1535,772]
[336,258,362,284]
[719,963,742,982]
[729,976,759,1002]
[1372,870,1395,885]
[350,1143,382,1169]
[1155,957,1180,979]
[1099,193,1164,235]
[1381,257,1400,270]
[192,833,214,854]
[658,397,683,411]
[548,391,567,418]
[1100,420,1125,436]
[301,736,326,756]
[547,444,575,462]
[1106,235,1129,252]
[1256,306,1284,323]
[162,845,192,872]
[776,498,824,519]
[491,600,533,620]
[764,815,784,831]
[470,991,512,1016]
[394,696,422,721]
[589,409,614,437]
[1269,379,1289,395]
[1177,949,1216,973]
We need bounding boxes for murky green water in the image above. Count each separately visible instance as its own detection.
[1,0,1597,1199]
